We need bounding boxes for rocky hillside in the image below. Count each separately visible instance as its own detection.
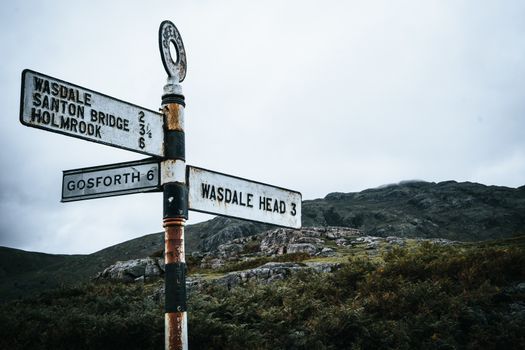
[77,180,524,255]
[188,181,525,251]
[303,181,525,241]
[97,226,459,290]
[3,235,524,349]
[0,233,163,302]
[1,180,523,302]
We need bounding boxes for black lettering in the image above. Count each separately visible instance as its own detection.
[30,108,41,122]
[60,100,68,114]
[95,125,101,138]
[74,90,82,104]
[84,93,91,106]
[103,176,112,186]
[225,189,231,203]
[68,88,76,102]
[42,111,51,124]
[239,192,246,206]
[259,196,265,210]
[232,190,238,205]
[50,97,59,112]
[77,180,86,190]
[90,109,97,122]
[34,77,44,92]
[87,178,95,189]
[266,198,272,212]
[87,123,94,135]
[201,183,211,199]
[123,173,130,183]
[41,95,49,109]
[68,103,76,117]
[51,83,59,96]
[60,115,70,129]
[67,181,75,191]
[79,121,86,134]
[116,117,123,130]
[32,93,41,107]
[131,172,140,182]
[247,193,253,208]
[280,201,286,214]
[51,113,59,128]
[209,186,216,200]
[291,203,297,216]
[124,119,129,131]
[114,174,122,185]
[70,118,78,132]
[273,199,279,212]
[60,85,68,99]
[217,187,224,201]
[42,80,50,94]
[96,176,102,187]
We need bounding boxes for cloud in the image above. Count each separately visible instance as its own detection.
[1,0,524,253]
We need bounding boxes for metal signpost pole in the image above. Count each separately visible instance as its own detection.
[20,19,302,350]
[159,21,188,350]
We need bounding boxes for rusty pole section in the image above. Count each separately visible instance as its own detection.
[162,75,188,350]
[159,20,188,350]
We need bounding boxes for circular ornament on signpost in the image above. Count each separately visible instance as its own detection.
[159,20,187,82]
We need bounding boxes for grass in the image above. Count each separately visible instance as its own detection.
[1,238,524,349]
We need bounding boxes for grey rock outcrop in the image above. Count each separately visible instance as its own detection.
[96,257,164,282]
[216,262,304,288]
[212,261,341,289]
[260,227,361,256]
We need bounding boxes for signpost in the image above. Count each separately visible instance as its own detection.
[188,166,301,228]
[62,158,161,202]
[20,70,165,157]
[19,20,302,350]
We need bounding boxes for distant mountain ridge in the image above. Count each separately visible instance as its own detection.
[1,180,523,301]
[302,180,525,241]
[190,180,525,251]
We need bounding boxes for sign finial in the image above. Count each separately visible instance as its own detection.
[159,20,187,82]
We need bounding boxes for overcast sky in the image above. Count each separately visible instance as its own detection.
[1,1,524,254]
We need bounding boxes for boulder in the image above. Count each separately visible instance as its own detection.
[216,262,305,289]
[319,247,336,257]
[216,243,244,258]
[96,257,163,281]
[287,243,318,255]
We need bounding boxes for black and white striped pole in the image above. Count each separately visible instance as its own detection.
[159,20,188,350]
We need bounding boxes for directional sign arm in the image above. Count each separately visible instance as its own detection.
[187,166,302,229]
[20,70,165,157]
[61,158,161,202]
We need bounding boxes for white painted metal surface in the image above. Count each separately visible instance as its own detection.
[161,159,186,184]
[20,70,164,157]
[62,159,160,202]
[187,166,302,228]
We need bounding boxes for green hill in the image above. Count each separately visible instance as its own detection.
[0,232,163,303]
[1,180,523,302]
